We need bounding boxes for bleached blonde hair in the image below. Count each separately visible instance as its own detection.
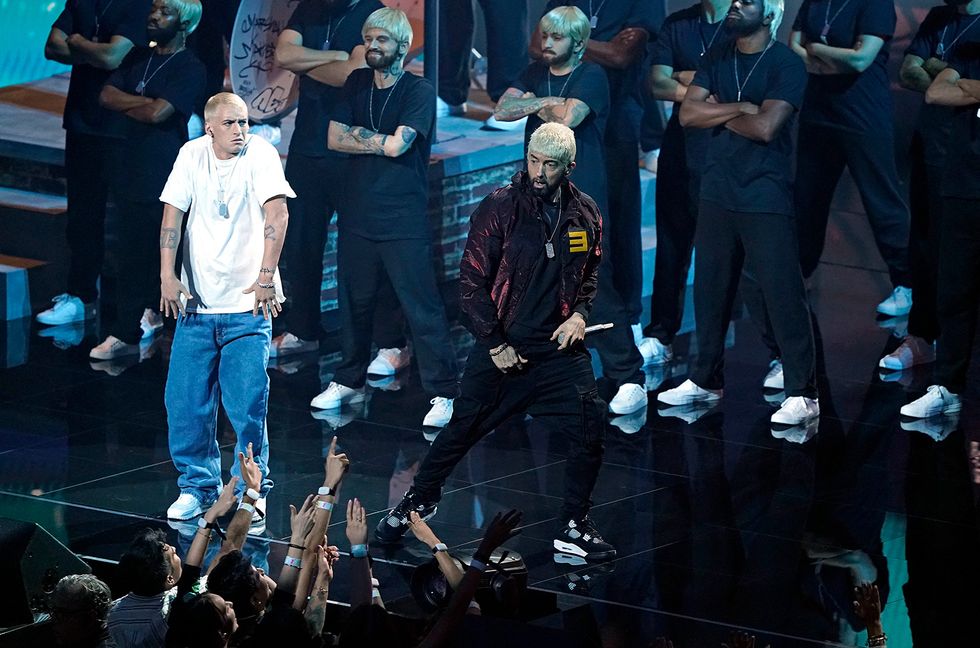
[763,0,784,39]
[539,6,591,61]
[362,7,413,58]
[528,122,577,167]
[169,0,203,35]
[203,92,247,123]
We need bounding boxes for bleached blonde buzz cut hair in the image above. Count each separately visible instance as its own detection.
[170,0,203,35]
[362,7,414,54]
[763,0,784,39]
[539,6,591,60]
[203,92,247,123]
[528,122,577,167]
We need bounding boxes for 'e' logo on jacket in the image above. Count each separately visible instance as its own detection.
[568,229,589,253]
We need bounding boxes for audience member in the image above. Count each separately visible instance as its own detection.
[51,574,115,648]
[107,529,181,647]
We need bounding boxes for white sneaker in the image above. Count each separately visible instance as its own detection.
[423,397,454,427]
[89,335,140,360]
[609,383,647,415]
[900,385,961,418]
[482,114,525,131]
[657,379,722,406]
[367,346,412,375]
[436,97,466,117]
[900,410,960,441]
[249,496,266,535]
[879,335,935,371]
[763,359,784,390]
[630,323,644,346]
[610,407,647,434]
[140,309,164,339]
[167,492,206,521]
[310,381,366,409]
[270,332,318,358]
[643,364,667,392]
[637,337,673,365]
[642,149,659,174]
[771,418,819,444]
[36,293,95,326]
[876,286,912,317]
[771,396,820,425]
[249,123,281,145]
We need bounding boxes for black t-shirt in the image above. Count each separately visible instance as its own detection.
[941,55,980,200]
[507,202,564,356]
[53,0,151,137]
[543,0,658,143]
[651,4,733,172]
[792,0,895,132]
[105,48,205,200]
[286,0,383,158]
[906,5,980,166]
[332,68,435,240]
[242,587,319,648]
[693,42,807,215]
[513,61,610,213]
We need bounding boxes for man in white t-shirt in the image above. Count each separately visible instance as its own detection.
[158,92,295,528]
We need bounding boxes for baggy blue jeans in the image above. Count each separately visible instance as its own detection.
[166,312,273,501]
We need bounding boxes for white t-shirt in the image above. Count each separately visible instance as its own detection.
[159,134,295,314]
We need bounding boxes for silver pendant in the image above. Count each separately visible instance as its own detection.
[936,42,945,58]
[322,38,330,51]
[219,202,229,218]
[135,81,145,94]
[545,242,555,259]
[590,15,598,28]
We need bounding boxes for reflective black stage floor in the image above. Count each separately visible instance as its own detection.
[2,261,979,648]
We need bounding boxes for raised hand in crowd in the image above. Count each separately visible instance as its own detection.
[304,543,340,638]
[280,494,316,596]
[410,511,467,593]
[186,476,239,568]
[722,631,770,648]
[346,497,376,608]
[853,582,887,646]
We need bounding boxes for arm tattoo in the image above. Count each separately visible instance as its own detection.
[305,605,326,637]
[264,224,276,240]
[160,227,179,249]
[401,126,417,145]
[356,127,377,139]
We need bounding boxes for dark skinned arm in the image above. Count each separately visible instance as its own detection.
[66,33,134,70]
[584,27,649,70]
[725,99,796,143]
[926,67,980,106]
[679,84,758,128]
[307,45,368,87]
[44,27,73,64]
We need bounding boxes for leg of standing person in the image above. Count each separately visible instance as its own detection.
[934,198,980,395]
[905,134,941,342]
[842,129,911,289]
[378,238,459,398]
[739,212,816,399]
[794,123,847,279]
[165,314,223,513]
[218,313,274,497]
[604,138,644,324]
[64,132,110,306]
[105,198,161,345]
[689,202,744,392]
[646,120,692,349]
[477,0,529,103]
[438,0,475,107]
[332,231,383,390]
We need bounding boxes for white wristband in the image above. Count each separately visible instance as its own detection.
[245,488,261,502]
[316,500,334,511]
[284,555,302,569]
[239,501,255,514]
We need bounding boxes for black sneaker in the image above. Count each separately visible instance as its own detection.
[553,516,616,561]
[374,489,438,544]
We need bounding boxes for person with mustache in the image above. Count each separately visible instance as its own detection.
[879,0,980,374]
[493,6,646,418]
[271,0,384,360]
[901,36,980,418]
[789,0,911,318]
[658,0,820,427]
[158,92,295,526]
[39,0,150,329]
[376,123,617,563]
[310,8,460,429]
[90,0,205,363]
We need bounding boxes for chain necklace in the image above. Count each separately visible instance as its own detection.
[544,187,563,259]
[820,0,853,43]
[210,139,247,218]
[936,12,980,59]
[547,62,581,98]
[733,40,774,102]
[368,71,403,132]
[698,14,723,56]
[136,49,182,95]
[587,0,608,29]
[94,0,118,41]
[322,10,351,51]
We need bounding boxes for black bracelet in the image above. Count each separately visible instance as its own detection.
[288,543,305,551]
[489,345,508,356]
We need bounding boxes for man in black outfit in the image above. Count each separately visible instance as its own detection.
[493,5,646,417]
[40,0,150,328]
[309,7,459,429]
[272,0,383,357]
[657,0,820,428]
[376,123,616,562]
[90,0,206,364]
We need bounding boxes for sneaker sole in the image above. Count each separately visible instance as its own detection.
[553,539,617,561]
[311,393,367,410]
[374,507,438,544]
[657,392,721,406]
[900,403,961,418]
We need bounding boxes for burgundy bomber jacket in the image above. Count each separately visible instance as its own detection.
[458,170,602,348]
